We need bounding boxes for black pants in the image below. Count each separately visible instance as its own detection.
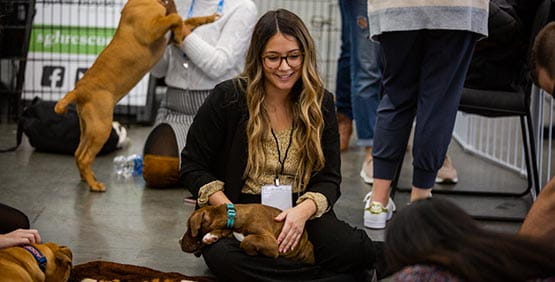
[201,194,380,281]
[373,30,478,188]
[0,203,30,233]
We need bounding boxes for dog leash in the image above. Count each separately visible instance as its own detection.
[21,245,47,272]
[187,0,224,18]
[226,203,236,228]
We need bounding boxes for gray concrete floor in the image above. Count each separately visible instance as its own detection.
[0,123,528,279]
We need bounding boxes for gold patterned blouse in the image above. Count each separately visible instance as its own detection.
[197,128,329,218]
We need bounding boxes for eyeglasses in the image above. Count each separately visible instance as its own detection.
[262,52,304,69]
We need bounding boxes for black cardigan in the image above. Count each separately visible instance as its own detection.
[179,79,342,208]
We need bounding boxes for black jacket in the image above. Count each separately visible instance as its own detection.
[180,79,342,208]
[465,0,526,91]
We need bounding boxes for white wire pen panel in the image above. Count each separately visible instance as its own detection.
[252,0,340,92]
[453,113,528,176]
[534,89,555,186]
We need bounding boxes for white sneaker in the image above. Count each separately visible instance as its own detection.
[112,121,130,149]
[363,191,396,229]
[360,158,374,184]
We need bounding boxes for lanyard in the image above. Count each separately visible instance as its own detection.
[270,127,294,186]
[182,0,224,68]
[187,0,224,18]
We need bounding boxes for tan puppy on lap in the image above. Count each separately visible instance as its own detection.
[54,0,219,192]
[180,204,315,265]
[0,242,72,282]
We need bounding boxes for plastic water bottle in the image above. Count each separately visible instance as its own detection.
[125,154,143,177]
[113,155,127,177]
[113,154,143,177]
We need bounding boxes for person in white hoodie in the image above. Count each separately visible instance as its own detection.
[142,0,257,188]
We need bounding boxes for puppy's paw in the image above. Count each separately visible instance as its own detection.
[202,232,219,245]
[89,181,106,192]
[171,24,184,44]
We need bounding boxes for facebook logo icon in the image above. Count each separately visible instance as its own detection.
[41,66,65,88]
[75,68,88,83]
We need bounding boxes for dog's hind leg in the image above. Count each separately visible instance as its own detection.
[76,99,115,192]
[240,234,279,258]
[75,110,87,181]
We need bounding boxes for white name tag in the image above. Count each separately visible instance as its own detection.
[261,184,292,211]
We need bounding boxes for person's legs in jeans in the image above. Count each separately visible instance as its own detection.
[348,0,383,184]
[335,0,353,152]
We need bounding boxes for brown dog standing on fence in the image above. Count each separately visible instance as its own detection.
[0,242,72,282]
[180,204,315,265]
[54,0,219,192]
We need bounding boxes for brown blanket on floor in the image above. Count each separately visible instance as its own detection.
[69,261,215,282]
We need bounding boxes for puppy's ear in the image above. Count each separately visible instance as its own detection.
[56,246,73,263]
[52,245,73,281]
[189,210,210,238]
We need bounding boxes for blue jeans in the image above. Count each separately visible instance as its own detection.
[334,0,383,147]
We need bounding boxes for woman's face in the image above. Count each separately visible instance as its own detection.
[261,32,303,94]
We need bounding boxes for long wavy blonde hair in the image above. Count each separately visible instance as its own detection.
[238,9,325,191]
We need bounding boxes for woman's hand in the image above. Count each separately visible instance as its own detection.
[0,229,42,249]
[275,200,316,254]
[208,190,232,206]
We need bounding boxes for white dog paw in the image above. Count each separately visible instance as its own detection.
[232,232,244,242]
[202,233,219,244]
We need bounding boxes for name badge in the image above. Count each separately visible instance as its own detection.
[261,184,292,211]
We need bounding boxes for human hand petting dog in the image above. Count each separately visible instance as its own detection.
[0,229,42,249]
[275,200,317,254]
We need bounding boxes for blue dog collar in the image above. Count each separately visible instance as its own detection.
[226,203,236,229]
[22,245,47,272]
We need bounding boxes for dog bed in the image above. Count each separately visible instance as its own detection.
[69,260,216,282]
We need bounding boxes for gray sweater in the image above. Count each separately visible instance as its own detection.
[367,0,489,39]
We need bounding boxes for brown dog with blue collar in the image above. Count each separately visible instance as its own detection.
[180,204,315,264]
[54,0,219,192]
[0,242,72,282]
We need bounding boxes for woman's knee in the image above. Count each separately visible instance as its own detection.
[202,238,247,279]
[142,154,179,188]
[308,214,377,271]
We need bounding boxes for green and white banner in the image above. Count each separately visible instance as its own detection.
[23,0,150,106]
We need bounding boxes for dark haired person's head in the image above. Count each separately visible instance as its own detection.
[531,22,555,95]
[385,198,555,281]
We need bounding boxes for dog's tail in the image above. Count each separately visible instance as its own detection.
[54,90,77,114]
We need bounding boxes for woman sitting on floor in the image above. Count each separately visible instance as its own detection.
[180,9,383,281]
[385,197,555,281]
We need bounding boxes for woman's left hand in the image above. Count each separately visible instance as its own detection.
[275,200,316,254]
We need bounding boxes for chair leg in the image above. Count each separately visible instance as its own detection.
[524,113,541,196]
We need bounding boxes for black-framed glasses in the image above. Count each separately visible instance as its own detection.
[262,52,304,69]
